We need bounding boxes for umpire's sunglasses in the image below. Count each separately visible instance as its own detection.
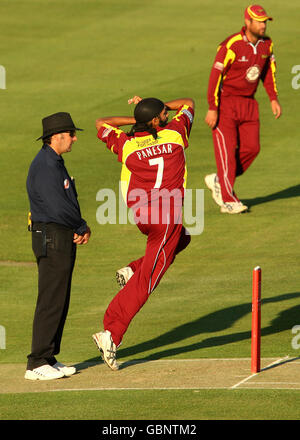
[67,130,76,138]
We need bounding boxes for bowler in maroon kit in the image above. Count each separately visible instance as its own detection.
[205,5,282,214]
[92,96,195,370]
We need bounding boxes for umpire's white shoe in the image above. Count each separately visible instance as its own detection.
[52,362,76,377]
[220,202,248,214]
[24,364,64,381]
[116,266,134,288]
[92,330,119,371]
[204,173,223,207]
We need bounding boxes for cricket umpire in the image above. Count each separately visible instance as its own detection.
[204,4,282,214]
[25,112,91,380]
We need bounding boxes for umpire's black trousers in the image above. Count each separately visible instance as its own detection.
[27,222,76,370]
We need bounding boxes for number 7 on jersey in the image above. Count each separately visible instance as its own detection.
[149,157,164,188]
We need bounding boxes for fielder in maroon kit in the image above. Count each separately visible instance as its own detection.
[205,4,282,214]
[92,96,195,370]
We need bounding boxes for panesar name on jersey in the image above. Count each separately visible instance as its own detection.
[136,144,173,161]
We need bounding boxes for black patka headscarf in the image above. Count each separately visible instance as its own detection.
[134,98,164,123]
[128,98,165,139]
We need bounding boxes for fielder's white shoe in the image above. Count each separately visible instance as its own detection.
[116,266,134,288]
[204,173,223,207]
[220,202,248,214]
[92,330,119,371]
[24,364,64,381]
[53,362,76,377]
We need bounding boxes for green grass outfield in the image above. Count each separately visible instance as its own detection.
[0,0,300,421]
[1,389,300,420]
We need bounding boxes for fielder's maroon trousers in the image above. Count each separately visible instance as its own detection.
[212,95,260,203]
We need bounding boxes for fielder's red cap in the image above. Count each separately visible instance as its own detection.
[245,5,273,22]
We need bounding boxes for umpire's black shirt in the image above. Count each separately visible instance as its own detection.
[26,143,87,235]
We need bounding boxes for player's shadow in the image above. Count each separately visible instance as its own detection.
[77,291,300,371]
[243,184,300,208]
[116,291,300,366]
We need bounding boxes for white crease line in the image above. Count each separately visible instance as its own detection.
[76,358,272,365]
[247,382,300,385]
[230,356,290,389]
[231,373,259,389]
[48,387,223,392]
[260,356,290,371]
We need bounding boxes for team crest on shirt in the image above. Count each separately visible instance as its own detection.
[64,179,70,189]
[246,65,261,83]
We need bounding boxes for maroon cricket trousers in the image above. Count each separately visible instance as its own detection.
[103,203,190,347]
[212,95,260,203]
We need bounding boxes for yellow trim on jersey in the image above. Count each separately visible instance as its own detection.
[223,48,236,67]
[213,47,237,107]
[270,57,277,94]
[268,42,278,94]
[101,123,123,154]
[121,128,186,165]
[226,34,243,50]
[119,118,188,202]
[183,165,187,189]
[173,104,190,122]
[214,73,223,108]
[183,125,189,144]
[120,162,188,201]
[102,123,123,138]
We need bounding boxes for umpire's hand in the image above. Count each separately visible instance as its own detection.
[73,226,91,245]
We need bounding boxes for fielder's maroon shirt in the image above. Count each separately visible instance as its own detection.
[207,26,278,110]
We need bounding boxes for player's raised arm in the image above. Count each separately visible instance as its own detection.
[164,98,195,111]
[95,116,135,131]
[128,96,195,111]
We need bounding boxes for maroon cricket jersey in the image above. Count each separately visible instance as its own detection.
[97,105,194,208]
[207,27,278,110]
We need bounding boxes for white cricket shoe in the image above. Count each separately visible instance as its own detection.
[204,173,223,207]
[116,266,134,288]
[220,202,248,214]
[24,364,64,381]
[53,362,76,377]
[92,330,119,371]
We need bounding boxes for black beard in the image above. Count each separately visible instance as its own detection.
[159,118,168,128]
[252,30,268,40]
